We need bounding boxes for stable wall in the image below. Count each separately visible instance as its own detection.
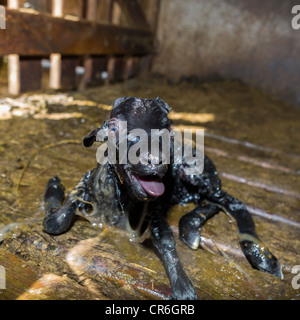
[153,0,300,107]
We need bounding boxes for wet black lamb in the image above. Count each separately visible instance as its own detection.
[43,97,282,300]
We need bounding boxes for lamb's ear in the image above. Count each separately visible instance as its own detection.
[113,97,129,110]
[83,128,100,147]
[83,121,108,147]
[155,97,172,114]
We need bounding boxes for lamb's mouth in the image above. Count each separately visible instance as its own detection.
[133,174,165,197]
[123,173,166,241]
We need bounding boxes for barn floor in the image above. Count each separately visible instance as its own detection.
[0,75,299,300]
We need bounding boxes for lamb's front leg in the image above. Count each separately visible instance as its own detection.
[150,211,198,300]
[179,201,221,250]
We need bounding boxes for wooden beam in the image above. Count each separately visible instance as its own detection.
[1,9,154,56]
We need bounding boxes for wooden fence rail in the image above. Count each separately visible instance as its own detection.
[0,0,160,94]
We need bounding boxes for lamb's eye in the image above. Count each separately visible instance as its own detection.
[127,134,140,144]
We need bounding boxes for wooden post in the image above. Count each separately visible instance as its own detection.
[8,54,20,95]
[49,0,80,90]
[108,55,126,82]
[141,0,160,74]
[8,0,20,95]
[52,0,63,16]
[8,0,43,94]
[81,0,108,88]
[49,53,62,89]
[143,0,161,32]
[111,0,121,25]
[108,0,126,82]
[49,0,63,89]
[8,0,19,9]
[126,56,140,79]
[86,0,98,20]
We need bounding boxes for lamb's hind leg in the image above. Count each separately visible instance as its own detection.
[208,190,283,279]
[43,177,78,235]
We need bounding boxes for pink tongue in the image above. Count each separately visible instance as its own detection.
[137,178,165,197]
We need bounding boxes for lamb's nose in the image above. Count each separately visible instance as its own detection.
[155,163,169,177]
[148,153,159,164]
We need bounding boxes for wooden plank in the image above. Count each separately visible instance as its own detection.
[126,55,141,79]
[0,9,154,56]
[83,55,108,86]
[0,249,40,300]
[19,57,43,92]
[16,274,106,300]
[59,56,79,89]
[61,0,83,17]
[139,54,153,75]
[108,55,126,82]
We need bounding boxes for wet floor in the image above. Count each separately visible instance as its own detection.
[0,75,299,299]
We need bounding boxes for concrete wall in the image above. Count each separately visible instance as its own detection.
[153,0,300,107]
